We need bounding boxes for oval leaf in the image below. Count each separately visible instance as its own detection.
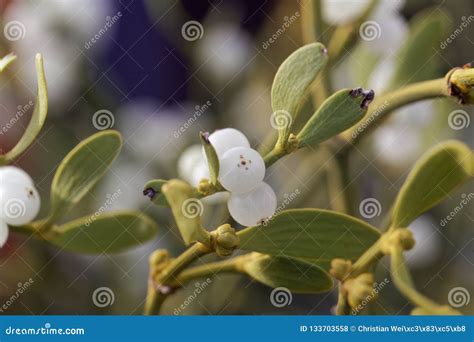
[238,209,380,264]
[4,54,48,163]
[242,253,333,293]
[391,141,473,228]
[48,211,158,254]
[297,88,373,147]
[161,179,210,246]
[390,10,448,88]
[271,43,328,144]
[50,130,122,218]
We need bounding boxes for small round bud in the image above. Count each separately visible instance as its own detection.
[219,146,265,194]
[0,182,40,226]
[227,182,277,226]
[329,259,352,281]
[344,273,375,309]
[212,224,239,257]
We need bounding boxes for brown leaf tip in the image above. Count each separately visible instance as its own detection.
[349,87,375,109]
[143,188,157,200]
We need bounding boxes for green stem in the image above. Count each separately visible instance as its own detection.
[389,245,458,314]
[173,256,246,286]
[144,242,211,315]
[350,239,384,277]
[263,146,287,168]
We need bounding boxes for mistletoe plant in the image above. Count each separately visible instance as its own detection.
[0,54,157,254]
[141,8,474,315]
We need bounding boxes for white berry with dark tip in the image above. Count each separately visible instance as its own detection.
[219,146,265,194]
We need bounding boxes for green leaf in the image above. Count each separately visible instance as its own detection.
[0,52,17,72]
[242,253,333,293]
[200,132,219,185]
[271,43,328,145]
[48,211,158,254]
[391,141,473,228]
[390,10,448,88]
[50,130,122,219]
[297,88,373,147]
[4,54,48,163]
[161,179,210,246]
[238,209,380,264]
[143,179,169,206]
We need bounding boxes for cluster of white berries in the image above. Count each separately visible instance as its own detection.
[178,128,277,226]
[0,166,41,247]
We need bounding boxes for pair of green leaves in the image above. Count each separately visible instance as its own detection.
[45,131,158,253]
[271,43,372,149]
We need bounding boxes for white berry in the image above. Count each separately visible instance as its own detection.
[208,128,250,159]
[178,145,208,186]
[219,146,265,194]
[0,220,8,247]
[227,182,277,226]
[0,166,35,187]
[0,182,41,226]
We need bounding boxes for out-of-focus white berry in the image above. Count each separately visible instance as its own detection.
[0,220,8,247]
[208,128,250,159]
[178,145,205,184]
[219,146,265,194]
[0,166,35,187]
[228,182,277,226]
[0,182,40,226]
[405,215,442,269]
